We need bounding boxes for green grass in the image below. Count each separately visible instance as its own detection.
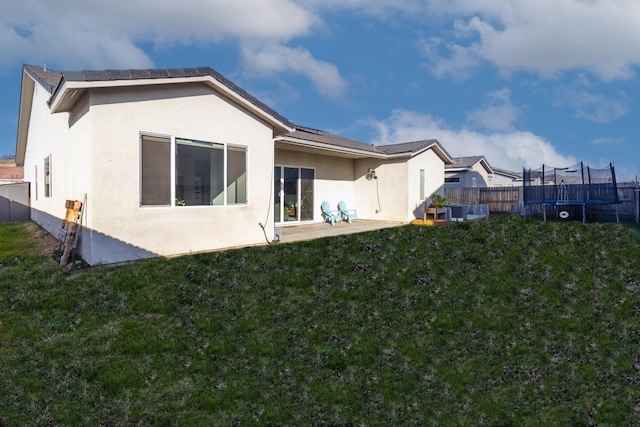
[2,215,640,425]
[0,223,38,256]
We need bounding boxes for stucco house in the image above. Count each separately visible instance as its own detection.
[489,167,521,187]
[16,64,452,265]
[445,156,493,188]
[0,164,23,184]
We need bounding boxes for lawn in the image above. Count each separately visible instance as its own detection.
[0,223,38,256]
[2,216,640,425]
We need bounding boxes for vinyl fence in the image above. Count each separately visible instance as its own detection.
[0,182,30,222]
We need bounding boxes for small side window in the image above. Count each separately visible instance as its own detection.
[44,155,51,197]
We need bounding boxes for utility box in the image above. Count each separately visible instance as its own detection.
[450,205,468,222]
[274,227,282,242]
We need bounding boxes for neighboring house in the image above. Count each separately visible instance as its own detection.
[520,169,545,186]
[488,167,521,187]
[445,156,493,188]
[16,64,452,265]
[0,165,23,184]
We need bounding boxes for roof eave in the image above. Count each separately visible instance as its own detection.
[479,158,494,174]
[275,136,387,159]
[413,142,453,164]
[15,71,36,166]
[49,75,294,134]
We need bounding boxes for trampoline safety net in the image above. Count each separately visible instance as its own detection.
[522,162,618,206]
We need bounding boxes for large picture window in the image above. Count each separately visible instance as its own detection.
[176,138,224,206]
[140,134,247,207]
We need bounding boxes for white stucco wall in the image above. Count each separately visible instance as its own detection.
[407,150,447,220]
[274,148,447,223]
[24,81,279,265]
[353,159,408,221]
[488,173,519,187]
[274,149,356,223]
[23,82,93,245]
[447,163,491,188]
[353,150,445,222]
[22,76,450,262]
[85,84,276,264]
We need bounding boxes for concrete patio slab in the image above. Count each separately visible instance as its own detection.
[277,219,406,244]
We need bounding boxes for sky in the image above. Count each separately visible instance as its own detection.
[1,0,639,179]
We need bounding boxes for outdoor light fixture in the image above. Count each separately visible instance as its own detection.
[366,168,381,212]
[366,168,377,180]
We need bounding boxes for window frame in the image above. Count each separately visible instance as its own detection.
[140,134,172,206]
[139,133,248,208]
[44,154,52,197]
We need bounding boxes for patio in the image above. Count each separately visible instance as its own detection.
[277,219,406,244]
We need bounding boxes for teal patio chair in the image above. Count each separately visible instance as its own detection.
[338,201,357,223]
[321,201,341,225]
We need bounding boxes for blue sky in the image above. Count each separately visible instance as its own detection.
[1,0,639,179]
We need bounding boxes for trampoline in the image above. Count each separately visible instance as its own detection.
[522,162,619,223]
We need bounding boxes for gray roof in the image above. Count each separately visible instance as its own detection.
[286,126,382,154]
[492,167,521,178]
[377,139,450,157]
[20,64,452,162]
[283,126,452,160]
[23,64,294,129]
[446,156,488,169]
[23,65,62,94]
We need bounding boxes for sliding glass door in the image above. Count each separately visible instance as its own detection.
[275,166,314,223]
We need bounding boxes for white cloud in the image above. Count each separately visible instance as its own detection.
[240,43,348,99]
[304,0,425,18]
[0,0,337,92]
[420,37,480,80]
[466,88,522,132]
[367,109,576,170]
[285,0,640,82]
[420,0,640,81]
[554,79,628,123]
[5,0,639,102]
[591,137,623,146]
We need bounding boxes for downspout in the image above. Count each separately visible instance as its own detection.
[259,143,276,244]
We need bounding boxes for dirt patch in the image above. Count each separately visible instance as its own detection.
[23,221,60,257]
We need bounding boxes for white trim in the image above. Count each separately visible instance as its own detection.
[276,137,387,159]
[276,137,452,164]
[49,76,294,133]
[274,164,316,226]
[139,132,249,208]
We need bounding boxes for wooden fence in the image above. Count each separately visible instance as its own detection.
[445,187,521,214]
[445,181,640,222]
